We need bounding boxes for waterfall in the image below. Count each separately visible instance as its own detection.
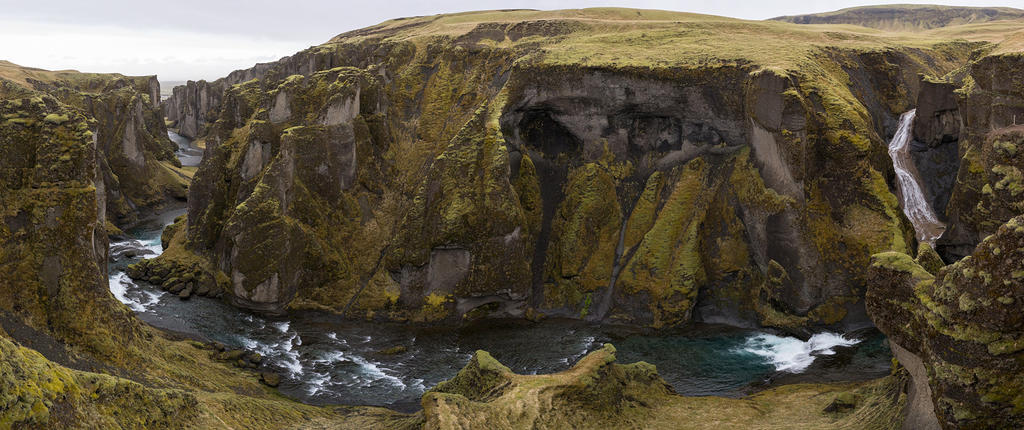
[888,109,945,245]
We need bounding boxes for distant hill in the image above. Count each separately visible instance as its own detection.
[772,4,1024,31]
[159,80,186,100]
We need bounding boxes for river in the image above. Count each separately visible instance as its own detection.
[104,131,893,412]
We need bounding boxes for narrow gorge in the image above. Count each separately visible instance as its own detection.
[2,5,1023,429]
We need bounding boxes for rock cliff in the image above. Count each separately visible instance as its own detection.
[0,85,143,359]
[0,61,188,228]
[5,5,1024,428]
[937,53,1024,261]
[154,9,987,330]
[0,62,417,430]
[867,214,1024,428]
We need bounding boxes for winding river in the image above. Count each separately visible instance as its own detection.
[104,131,893,412]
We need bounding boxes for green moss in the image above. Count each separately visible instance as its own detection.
[618,159,711,328]
[870,252,934,283]
[42,113,68,125]
[994,140,1018,157]
[728,147,793,214]
[915,243,946,274]
[544,162,622,307]
[992,164,1023,196]
[623,172,664,251]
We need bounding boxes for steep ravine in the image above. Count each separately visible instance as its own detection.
[107,131,892,414]
[108,167,891,411]
[3,5,1024,428]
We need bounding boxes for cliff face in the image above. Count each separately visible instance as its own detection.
[867,214,1024,428]
[0,64,394,428]
[0,89,144,360]
[937,54,1024,261]
[0,62,188,228]
[910,78,962,222]
[151,10,990,329]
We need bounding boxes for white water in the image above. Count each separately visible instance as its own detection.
[888,109,946,245]
[109,272,164,312]
[739,332,860,373]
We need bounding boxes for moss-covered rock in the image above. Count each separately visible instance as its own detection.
[155,9,990,331]
[0,93,146,362]
[867,215,1024,428]
[1,61,184,229]
[422,342,911,429]
[939,53,1024,262]
[421,344,675,428]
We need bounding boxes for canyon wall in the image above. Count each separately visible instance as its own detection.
[864,49,1024,429]
[151,15,982,330]
[867,212,1024,428]
[937,53,1024,261]
[0,86,144,359]
[0,63,189,228]
[0,62,419,430]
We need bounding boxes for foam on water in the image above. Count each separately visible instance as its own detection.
[305,371,331,395]
[739,332,860,373]
[135,235,164,255]
[109,272,163,312]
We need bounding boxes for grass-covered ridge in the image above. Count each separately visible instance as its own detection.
[323,6,1021,70]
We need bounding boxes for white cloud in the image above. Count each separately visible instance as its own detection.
[0,19,310,81]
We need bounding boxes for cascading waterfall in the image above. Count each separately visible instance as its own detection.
[888,109,946,245]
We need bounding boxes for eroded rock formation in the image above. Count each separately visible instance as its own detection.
[0,61,188,228]
[150,11,996,331]
[867,215,1024,428]
[938,54,1024,262]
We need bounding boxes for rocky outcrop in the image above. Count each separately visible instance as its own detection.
[910,78,961,220]
[164,79,226,139]
[163,45,359,139]
[867,215,1024,428]
[420,342,912,429]
[0,91,144,359]
[421,344,675,428]
[1,63,412,429]
[1,62,187,227]
[938,54,1024,262]
[151,10,994,330]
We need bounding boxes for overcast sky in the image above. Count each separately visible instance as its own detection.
[0,0,1015,82]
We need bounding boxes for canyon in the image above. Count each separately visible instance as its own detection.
[2,5,1023,429]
